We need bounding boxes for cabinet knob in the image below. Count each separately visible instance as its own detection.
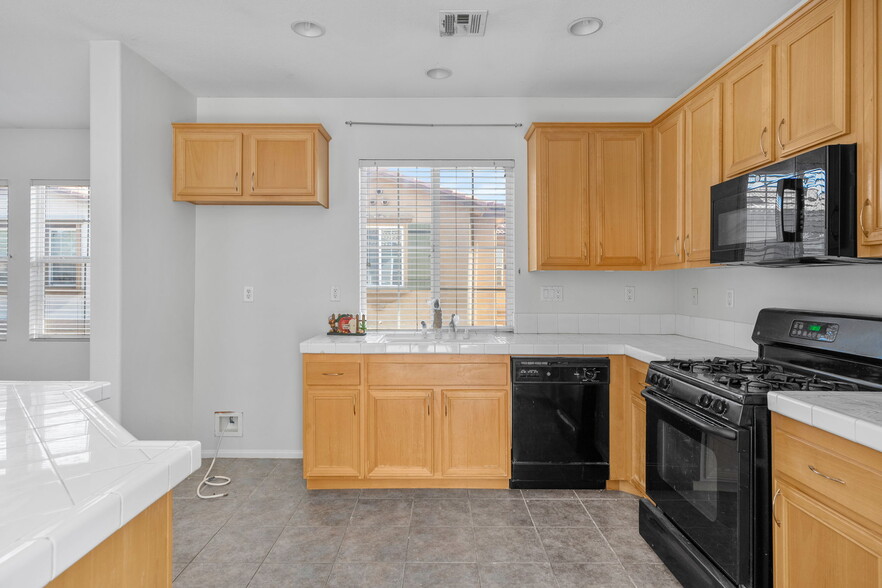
[760,127,768,158]
[776,119,785,150]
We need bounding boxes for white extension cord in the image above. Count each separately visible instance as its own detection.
[197,416,232,499]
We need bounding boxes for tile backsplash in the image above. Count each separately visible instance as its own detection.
[516,313,755,351]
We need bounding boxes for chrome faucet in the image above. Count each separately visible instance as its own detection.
[430,298,443,335]
[449,313,459,335]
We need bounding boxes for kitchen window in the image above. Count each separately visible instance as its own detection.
[29,182,91,339]
[0,181,7,339]
[358,160,514,331]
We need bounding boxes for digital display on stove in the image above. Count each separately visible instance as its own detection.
[790,320,838,342]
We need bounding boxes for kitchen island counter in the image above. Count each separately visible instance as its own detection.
[0,381,201,587]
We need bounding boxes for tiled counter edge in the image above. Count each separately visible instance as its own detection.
[0,381,202,587]
[769,390,882,452]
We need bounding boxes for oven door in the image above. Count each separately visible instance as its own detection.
[643,389,751,586]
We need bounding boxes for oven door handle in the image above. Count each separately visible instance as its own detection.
[642,390,738,441]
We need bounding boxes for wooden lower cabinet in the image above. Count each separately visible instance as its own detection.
[366,388,434,478]
[440,388,509,478]
[303,354,510,488]
[304,387,361,478]
[772,414,882,587]
[608,356,649,498]
[48,492,172,587]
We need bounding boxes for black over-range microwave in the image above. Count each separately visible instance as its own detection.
[710,144,877,266]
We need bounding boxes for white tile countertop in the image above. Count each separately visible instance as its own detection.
[0,381,201,587]
[768,390,882,452]
[300,333,755,363]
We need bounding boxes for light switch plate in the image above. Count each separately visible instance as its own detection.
[691,288,699,306]
[726,289,735,308]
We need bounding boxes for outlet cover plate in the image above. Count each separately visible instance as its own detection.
[726,289,735,308]
[330,285,341,302]
[540,286,563,302]
[691,288,699,306]
[624,286,635,303]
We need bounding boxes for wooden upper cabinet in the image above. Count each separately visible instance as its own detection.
[173,124,330,206]
[591,130,648,268]
[303,387,360,478]
[723,46,775,177]
[654,111,685,268]
[529,128,590,269]
[775,0,848,157]
[174,131,243,198]
[365,388,434,478]
[684,85,722,266]
[440,389,509,478]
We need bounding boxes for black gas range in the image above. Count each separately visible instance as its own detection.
[638,308,882,588]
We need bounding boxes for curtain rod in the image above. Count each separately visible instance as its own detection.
[345,121,522,128]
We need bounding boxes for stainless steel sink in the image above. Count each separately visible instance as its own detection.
[379,332,506,344]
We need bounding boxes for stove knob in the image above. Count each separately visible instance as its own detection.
[712,399,728,414]
[649,373,660,385]
[698,394,712,408]
[660,377,671,390]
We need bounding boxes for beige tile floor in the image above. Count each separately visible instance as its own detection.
[172,459,682,587]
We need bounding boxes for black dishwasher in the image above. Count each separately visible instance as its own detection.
[510,357,610,489]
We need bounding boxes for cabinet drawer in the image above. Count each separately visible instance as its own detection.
[773,418,882,527]
[305,361,361,386]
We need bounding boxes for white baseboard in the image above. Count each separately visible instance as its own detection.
[201,449,304,459]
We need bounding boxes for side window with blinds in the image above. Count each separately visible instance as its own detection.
[359,161,514,331]
[30,182,91,339]
[0,181,8,339]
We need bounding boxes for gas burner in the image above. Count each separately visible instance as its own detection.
[670,359,696,371]
[746,380,771,393]
[737,362,771,375]
[713,374,747,389]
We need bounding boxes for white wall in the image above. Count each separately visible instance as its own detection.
[193,96,672,455]
[90,41,197,436]
[0,129,90,379]
[673,264,882,325]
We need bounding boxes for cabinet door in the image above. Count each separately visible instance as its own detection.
[591,130,647,267]
[723,46,775,176]
[366,388,433,478]
[174,131,242,199]
[866,0,882,256]
[654,111,685,268]
[440,389,508,478]
[629,389,646,494]
[304,387,360,477]
[684,85,721,266]
[776,0,847,157]
[245,131,315,198]
[773,480,882,588]
[535,130,591,269]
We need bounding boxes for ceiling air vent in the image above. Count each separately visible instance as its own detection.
[439,10,487,37]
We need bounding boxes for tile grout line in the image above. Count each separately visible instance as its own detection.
[521,491,561,587]
[244,461,289,588]
[577,494,641,588]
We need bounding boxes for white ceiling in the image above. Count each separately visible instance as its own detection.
[2,0,804,129]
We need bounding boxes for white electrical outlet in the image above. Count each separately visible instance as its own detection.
[330,285,341,302]
[243,286,254,303]
[726,289,735,308]
[214,411,243,437]
[540,286,563,302]
[624,286,635,303]
[691,288,699,306]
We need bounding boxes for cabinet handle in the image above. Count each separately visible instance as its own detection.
[427,399,431,416]
[599,241,604,259]
[674,236,680,257]
[859,199,871,237]
[234,172,239,191]
[353,398,356,415]
[760,127,768,158]
[445,398,448,417]
[772,488,781,527]
[684,234,691,258]
[808,465,846,485]
[582,242,588,260]
[251,172,255,192]
[777,118,785,150]
[322,372,344,376]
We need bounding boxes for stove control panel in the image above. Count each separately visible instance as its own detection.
[790,320,838,342]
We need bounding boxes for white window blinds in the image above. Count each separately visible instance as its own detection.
[359,160,514,331]
[0,181,8,339]
[30,182,91,339]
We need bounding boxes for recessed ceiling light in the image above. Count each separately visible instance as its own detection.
[291,21,325,38]
[426,67,453,80]
[568,17,603,36]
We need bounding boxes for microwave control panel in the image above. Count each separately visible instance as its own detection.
[790,320,839,342]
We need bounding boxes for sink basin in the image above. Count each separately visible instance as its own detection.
[379,332,506,344]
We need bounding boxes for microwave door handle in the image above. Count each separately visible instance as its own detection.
[642,390,738,440]
[794,179,804,242]
[776,178,798,243]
